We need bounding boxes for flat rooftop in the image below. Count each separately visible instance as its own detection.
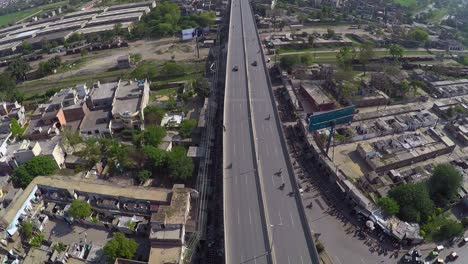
[26,30,73,44]
[76,22,132,35]
[0,175,172,227]
[79,108,111,132]
[148,245,182,264]
[0,41,21,52]
[300,81,333,105]
[63,8,104,19]
[97,7,150,18]
[85,12,143,26]
[89,82,118,100]
[112,81,144,115]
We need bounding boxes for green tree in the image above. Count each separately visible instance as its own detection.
[300,53,314,65]
[25,156,58,176]
[143,146,167,170]
[326,28,335,39]
[143,125,167,147]
[103,233,138,264]
[167,147,193,181]
[7,59,31,82]
[447,107,455,118]
[135,170,151,184]
[388,183,434,223]
[144,106,166,126]
[29,234,43,247]
[10,118,25,138]
[388,44,404,61]
[280,54,301,70]
[21,221,34,240]
[428,164,463,206]
[61,128,83,152]
[358,41,375,74]
[179,119,197,138]
[194,77,210,98]
[67,200,92,219]
[377,197,400,215]
[435,220,464,241]
[21,41,32,54]
[408,27,429,42]
[336,47,356,71]
[400,80,410,95]
[308,35,315,47]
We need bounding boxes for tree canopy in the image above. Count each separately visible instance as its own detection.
[336,47,356,71]
[143,125,167,147]
[428,164,463,206]
[408,27,429,42]
[7,59,31,82]
[358,41,376,68]
[143,146,167,170]
[179,119,197,138]
[144,106,166,125]
[167,147,193,181]
[12,156,57,188]
[135,170,151,184]
[21,221,34,240]
[133,2,214,38]
[388,44,404,61]
[377,197,399,215]
[103,233,138,264]
[194,77,210,98]
[388,183,434,223]
[67,200,92,219]
[434,220,464,241]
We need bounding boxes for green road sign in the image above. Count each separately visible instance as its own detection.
[309,105,355,131]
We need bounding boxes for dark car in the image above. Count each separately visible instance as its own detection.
[233,66,239,71]
[252,61,257,66]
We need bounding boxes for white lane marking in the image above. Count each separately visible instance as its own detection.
[245,172,248,185]
[233,143,236,156]
[271,174,275,187]
[242,142,246,156]
[249,208,252,225]
[301,256,304,264]
[237,208,240,225]
[334,256,343,264]
[278,211,283,225]
[274,146,278,156]
[288,256,291,264]
[290,211,295,227]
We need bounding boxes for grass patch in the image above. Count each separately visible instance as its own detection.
[153,87,178,97]
[393,0,417,7]
[0,1,68,27]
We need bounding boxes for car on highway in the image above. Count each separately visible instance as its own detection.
[232,66,238,71]
[252,61,257,66]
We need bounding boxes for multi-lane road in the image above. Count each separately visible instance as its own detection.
[223,0,319,263]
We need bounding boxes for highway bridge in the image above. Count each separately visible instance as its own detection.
[223,0,320,263]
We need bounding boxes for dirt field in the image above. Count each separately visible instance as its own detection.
[29,38,209,82]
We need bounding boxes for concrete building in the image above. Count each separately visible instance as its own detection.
[299,81,335,111]
[117,55,131,69]
[429,79,468,98]
[357,129,455,173]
